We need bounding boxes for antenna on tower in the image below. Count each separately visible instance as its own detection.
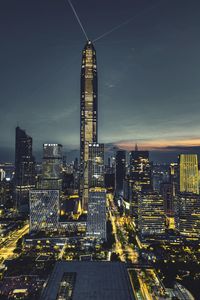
[67,0,89,42]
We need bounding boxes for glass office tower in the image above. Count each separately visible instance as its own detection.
[80,41,98,211]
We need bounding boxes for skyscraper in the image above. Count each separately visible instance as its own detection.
[88,143,104,188]
[80,41,98,211]
[115,150,126,196]
[169,162,178,196]
[15,126,35,212]
[138,191,165,238]
[129,150,151,191]
[160,182,174,215]
[29,189,60,232]
[40,143,63,190]
[174,192,200,238]
[29,144,61,233]
[87,188,107,240]
[178,154,199,194]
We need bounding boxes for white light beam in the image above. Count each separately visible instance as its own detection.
[93,0,167,43]
[67,0,89,41]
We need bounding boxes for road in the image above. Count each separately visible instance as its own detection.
[107,193,138,263]
[107,194,167,300]
[0,223,29,262]
[108,206,125,261]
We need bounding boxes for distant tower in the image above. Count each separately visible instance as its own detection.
[80,40,98,210]
[115,150,126,196]
[129,150,152,191]
[178,154,199,194]
[15,126,35,213]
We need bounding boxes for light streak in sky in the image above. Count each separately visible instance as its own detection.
[67,0,89,41]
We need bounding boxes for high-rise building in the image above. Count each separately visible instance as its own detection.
[115,150,126,196]
[88,143,104,188]
[29,189,59,232]
[80,41,98,210]
[169,162,178,196]
[178,154,199,194]
[105,173,115,193]
[174,192,200,238]
[87,188,107,240]
[15,126,35,212]
[160,182,174,215]
[0,179,14,208]
[40,144,63,190]
[123,178,137,215]
[138,191,165,238]
[129,150,151,192]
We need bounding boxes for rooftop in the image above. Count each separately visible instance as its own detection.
[41,261,135,300]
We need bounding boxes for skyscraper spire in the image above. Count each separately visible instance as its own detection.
[80,40,98,211]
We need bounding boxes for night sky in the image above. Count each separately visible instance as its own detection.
[1,0,200,162]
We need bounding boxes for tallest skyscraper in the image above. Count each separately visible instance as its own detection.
[80,40,98,210]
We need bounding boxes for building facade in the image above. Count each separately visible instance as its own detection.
[115,150,126,196]
[138,191,165,238]
[178,154,199,194]
[15,126,35,213]
[29,189,60,232]
[80,41,98,211]
[88,143,104,188]
[87,188,107,240]
[174,192,200,238]
[129,150,151,192]
[40,143,63,190]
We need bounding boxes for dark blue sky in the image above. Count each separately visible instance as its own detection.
[1,0,200,162]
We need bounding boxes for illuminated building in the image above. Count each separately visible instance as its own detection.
[174,192,200,238]
[104,157,115,192]
[88,143,104,188]
[29,145,62,232]
[0,169,5,181]
[40,144,62,190]
[169,162,178,196]
[15,126,35,213]
[178,154,199,194]
[115,150,126,196]
[138,191,165,237]
[0,163,15,181]
[60,195,82,221]
[129,150,151,191]
[80,40,98,210]
[123,178,138,216]
[123,149,152,217]
[0,179,14,208]
[160,182,174,215]
[29,189,59,232]
[87,188,106,240]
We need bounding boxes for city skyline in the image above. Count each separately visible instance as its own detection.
[1,2,200,298]
[1,0,200,163]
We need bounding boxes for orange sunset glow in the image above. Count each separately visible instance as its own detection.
[115,137,200,151]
